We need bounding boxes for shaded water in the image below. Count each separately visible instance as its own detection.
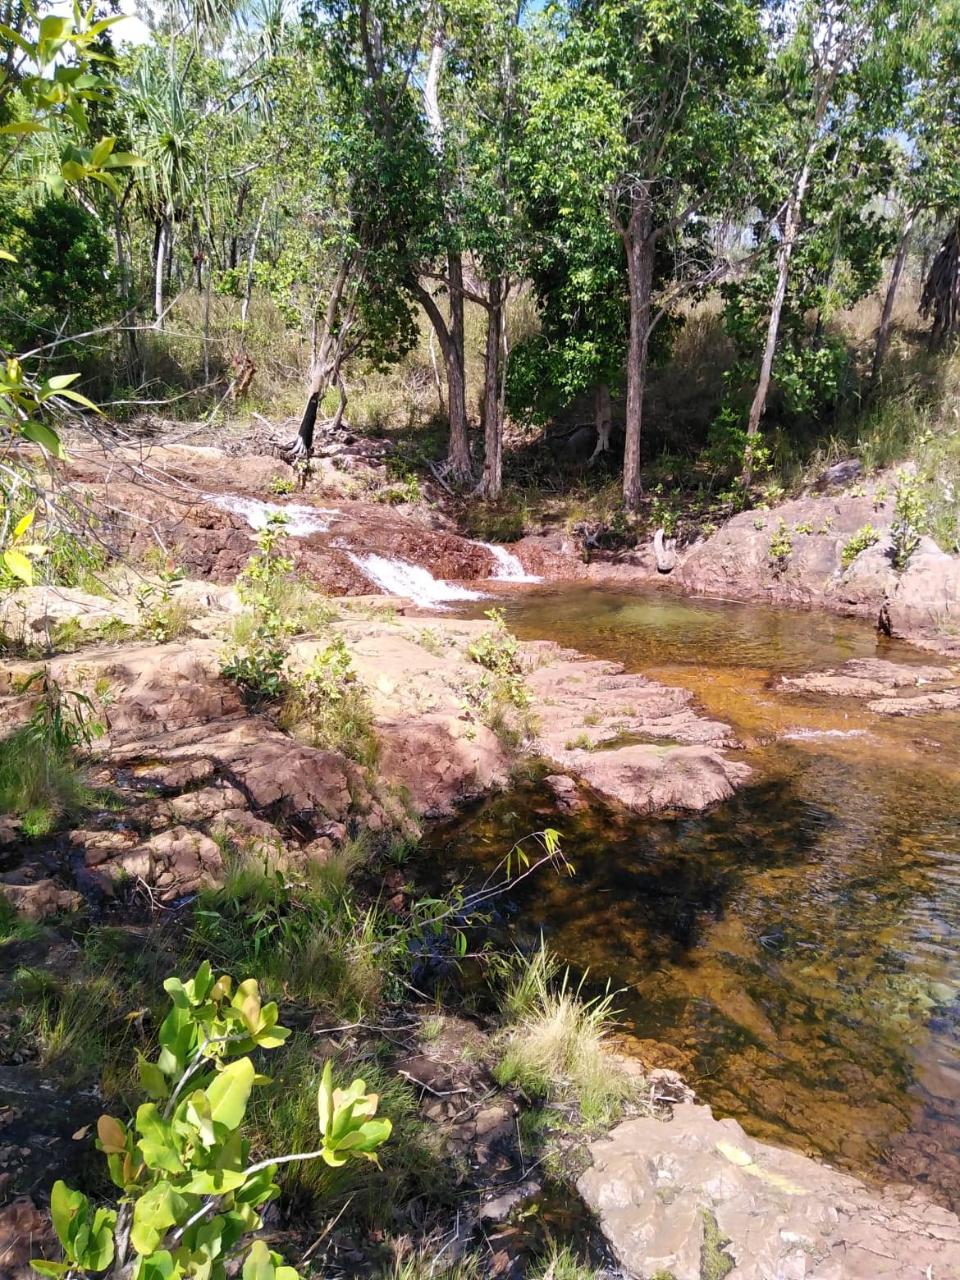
[425,586,960,1206]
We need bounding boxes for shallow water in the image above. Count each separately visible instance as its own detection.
[425,585,960,1206]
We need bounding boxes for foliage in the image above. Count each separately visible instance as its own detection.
[32,963,391,1280]
[280,638,379,766]
[767,520,793,571]
[841,524,881,568]
[463,610,533,748]
[493,940,632,1126]
[891,471,927,570]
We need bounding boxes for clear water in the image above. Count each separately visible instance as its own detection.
[425,585,960,1206]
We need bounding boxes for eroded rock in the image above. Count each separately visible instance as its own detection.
[579,1100,960,1280]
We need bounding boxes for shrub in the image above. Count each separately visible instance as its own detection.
[268,474,295,496]
[841,524,880,568]
[767,519,793,571]
[32,963,391,1280]
[891,471,927,570]
[464,609,534,748]
[280,638,379,766]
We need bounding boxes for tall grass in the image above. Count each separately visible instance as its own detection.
[493,941,633,1127]
[0,722,89,834]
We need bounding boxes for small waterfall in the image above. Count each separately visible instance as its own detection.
[348,553,485,609]
[206,493,337,537]
[477,542,542,583]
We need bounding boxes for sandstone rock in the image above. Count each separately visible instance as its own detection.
[0,876,82,920]
[564,743,750,814]
[815,458,863,490]
[105,825,223,900]
[780,658,955,699]
[579,1100,960,1280]
[0,586,137,644]
[542,774,586,810]
[867,688,960,716]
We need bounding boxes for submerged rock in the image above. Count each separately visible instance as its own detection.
[779,658,959,717]
[579,1099,960,1279]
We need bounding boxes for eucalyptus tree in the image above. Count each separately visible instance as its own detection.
[739,0,920,480]
[530,0,766,509]
[871,0,960,381]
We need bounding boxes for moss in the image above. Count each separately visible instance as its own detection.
[700,1208,735,1280]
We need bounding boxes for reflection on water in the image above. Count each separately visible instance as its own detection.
[425,586,960,1206]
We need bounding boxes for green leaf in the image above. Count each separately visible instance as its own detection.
[242,1240,284,1280]
[45,373,81,390]
[138,1052,170,1100]
[49,1181,86,1251]
[0,248,16,261]
[0,121,47,135]
[90,135,115,166]
[205,1056,255,1131]
[20,421,64,457]
[131,1182,188,1256]
[135,1104,184,1175]
[3,548,33,585]
[181,1168,248,1195]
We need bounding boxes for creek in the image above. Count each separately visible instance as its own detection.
[422,585,960,1208]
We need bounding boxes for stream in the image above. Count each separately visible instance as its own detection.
[423,585,960,1209]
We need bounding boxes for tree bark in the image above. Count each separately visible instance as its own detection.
[445,249,472,482]
[289,257,353,457]
[591,381,612,459]
[869,203,919,396]
[622,195,654,510]
[154,211,171,329]
[741,157,813,485]
[480,275,504,500]
[240,198,268,332]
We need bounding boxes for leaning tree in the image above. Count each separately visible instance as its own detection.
[920,222,960,348]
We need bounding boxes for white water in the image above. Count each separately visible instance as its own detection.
[782,727,870,741]
[206,493,338,537]
[476,542,542,583]
[348,553,485,609]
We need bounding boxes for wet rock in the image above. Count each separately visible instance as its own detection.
[867,688,960,716]
[542,774,586,810]
[579,1100,960,1280]
[780,658,955,699]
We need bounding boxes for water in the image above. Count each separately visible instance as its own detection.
[425,584,960,1206]
[476,541,543,583]
[205,493,337,536]
[347,552,486,609]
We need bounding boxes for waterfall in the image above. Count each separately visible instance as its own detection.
[205,493,337,537]
[477,542,542,583]
[348,553,486,609]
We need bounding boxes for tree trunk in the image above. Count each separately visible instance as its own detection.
[480,276,504,501]
[153,211,171,329]
[591,381,612,459]
[240,198,268,332]
[446,249,472,482]
[743,143,818,485]
[289,257,354,457]
[869,203,919,396]
[622,197,654,510]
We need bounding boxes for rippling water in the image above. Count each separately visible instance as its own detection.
[424,586,960,1206]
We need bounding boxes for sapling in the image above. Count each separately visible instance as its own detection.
[32,962,391,1280]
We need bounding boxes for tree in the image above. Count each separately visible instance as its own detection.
[534,0,765,508]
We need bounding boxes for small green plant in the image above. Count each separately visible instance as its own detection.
[767,519,793,571]
[493,940,631,1127]
[32,963,391,1280]
[794,521,813,535]
[463,609,533,748]
[891,471,927,570]
[136,566,192,644]
[221,514,293,702]
[649,483,678,537]
[280,638,379,766]
[841,524,881,568]
[268,473,295,496]
[467,608,520,675]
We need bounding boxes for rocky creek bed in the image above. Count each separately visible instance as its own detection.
[4,446,960,1278]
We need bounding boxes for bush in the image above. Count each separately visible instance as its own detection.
[279,637,379,766]
[891,471,927,570]
[841,524,880,568]
[32,963,391,1280]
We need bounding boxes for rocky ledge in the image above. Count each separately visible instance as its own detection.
[580,1095,960,1279]
[0,589,746,913]
[778,657,960,716]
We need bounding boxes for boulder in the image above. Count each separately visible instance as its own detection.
[564,743,750,814]
[579,1100,960,1280]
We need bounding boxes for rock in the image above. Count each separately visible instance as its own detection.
[779,658,956,700]
[0,1197,57,1279]
[105,826,224,900]
[0,876,82,920]
[579,1100,960,1280]
[565,743,750,814]
[0,586,138,645]
[867,688,960,716]
[815,458,863,490]
[653,527,677,573]
[542,774,586,810]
